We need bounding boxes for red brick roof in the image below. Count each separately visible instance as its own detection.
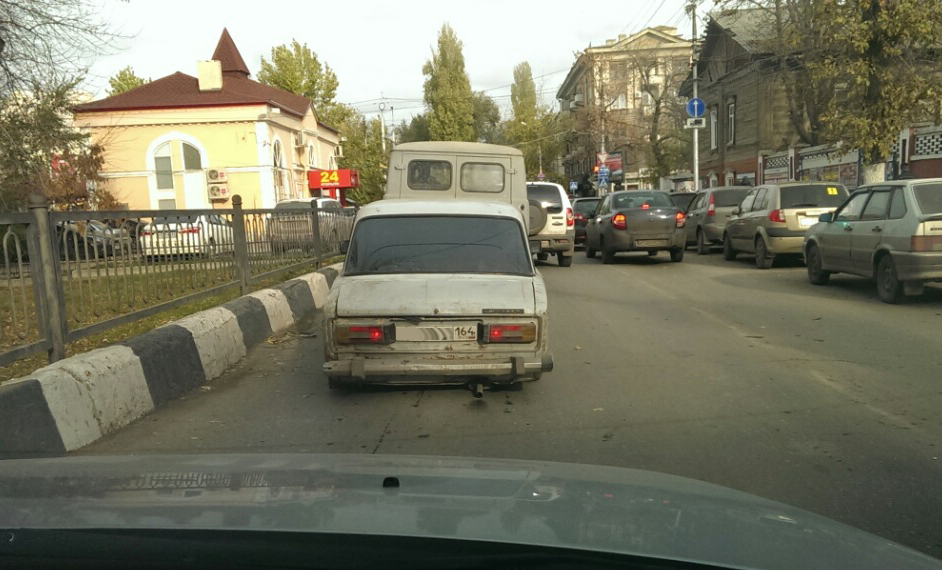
[74,29,312,118]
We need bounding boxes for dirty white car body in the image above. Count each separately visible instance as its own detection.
[323,200,553,391]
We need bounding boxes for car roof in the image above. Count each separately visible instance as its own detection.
[705,186,752,192]
[572,197,600,201]
[357,199,525,221]
[277,197,338,203]
[393,141,523,157]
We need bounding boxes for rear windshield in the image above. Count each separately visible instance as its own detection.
[573,199,600,215]
[613,192,674,209]
[407,160,452,191]
[528,184,563,213]
[714,189,751,207]
[779,184,848,208]
[345,216,532,276]
[913,183,942,214]
[670,193,696,209]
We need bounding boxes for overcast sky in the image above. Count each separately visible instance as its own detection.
[86,0,700,122]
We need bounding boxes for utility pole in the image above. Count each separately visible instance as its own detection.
[378,102,387,154]
[688,0,700,190]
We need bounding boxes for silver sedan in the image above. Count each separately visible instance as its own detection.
[803,179,942,303]
[585,190,687,264]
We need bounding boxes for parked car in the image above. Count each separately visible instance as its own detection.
[669,191,698,213]
[571,197,601,249]
[584,190,687,264]
[527,182,575,267]
[723,182,849,269]
[683,186,752,254]
[323,199,553,393]
[140,214,234,258]
[804,179,942,303]
[270,197,351,254]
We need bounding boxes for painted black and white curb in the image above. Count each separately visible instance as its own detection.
[0,265,340,458]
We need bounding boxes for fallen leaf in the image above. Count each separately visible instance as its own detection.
[574,345,582,351]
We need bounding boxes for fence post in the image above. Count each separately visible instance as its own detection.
[230,195,251,295]
[310,200,322,269]
[28,193,67,362]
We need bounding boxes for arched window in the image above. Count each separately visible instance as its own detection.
[182,142,202,170]
[308,144,317,169]
[154,143,173,189]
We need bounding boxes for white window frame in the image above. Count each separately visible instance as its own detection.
[710,107,718,150]
[727,100,736,146]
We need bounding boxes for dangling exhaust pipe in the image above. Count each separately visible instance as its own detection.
[471,382,485,399]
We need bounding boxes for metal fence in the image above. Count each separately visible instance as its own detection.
[0,194,355,368]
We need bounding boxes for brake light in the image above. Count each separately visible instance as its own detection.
[641,203,651,210]
[769,209,786,223]
[675,211,686,228]
[179,227,201,234]
[566,207,574,227]
[480,323,537,344]
[708,193,716,216]
[335,324,395,344]
[612,213,627,230]
[911,236,942,252]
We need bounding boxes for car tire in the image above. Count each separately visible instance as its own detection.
[806,244,831,285]
[586,242,597,258]
[670,247,684,263]
[722,233,737,261]
[876,255,903,304]
[558,253,573,267]
[696,229,710,255]
[601,238,616,264]
[537,253,548,261]
[755,237,774,270]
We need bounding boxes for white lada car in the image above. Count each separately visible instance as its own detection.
[322,199,553,395]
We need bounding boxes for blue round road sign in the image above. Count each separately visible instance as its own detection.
[686,98,706,118]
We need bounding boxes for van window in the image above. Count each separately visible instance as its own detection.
[460,163,504,193]
[407,160,452,191]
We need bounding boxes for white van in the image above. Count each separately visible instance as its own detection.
[385,142,533,230]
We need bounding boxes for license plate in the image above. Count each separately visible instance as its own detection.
[799,217,815,228]
[396,324,478,342]
[636,240,666,247]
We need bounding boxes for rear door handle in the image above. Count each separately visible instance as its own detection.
[843,225,853,232]
[872,226,882,232]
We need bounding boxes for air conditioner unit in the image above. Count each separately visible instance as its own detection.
[572,94,584,106]
[206,168,228,183]
[207,183,229,200]
[294,132,307,148]
[335,145,344,158]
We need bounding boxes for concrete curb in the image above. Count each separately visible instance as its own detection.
[0,264,341,458]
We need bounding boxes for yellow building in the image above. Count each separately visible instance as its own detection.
[74,29,341,210]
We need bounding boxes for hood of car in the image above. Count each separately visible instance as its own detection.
[334,274,537,317]
[0,454,937,570]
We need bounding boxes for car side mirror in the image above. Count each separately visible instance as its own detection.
[732,207,741,216]
[529,241,541,254]
[340,240,350,254]
[818,213,833,223]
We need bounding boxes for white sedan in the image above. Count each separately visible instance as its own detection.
[322,200,553,394]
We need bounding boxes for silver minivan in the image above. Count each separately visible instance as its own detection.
[683,186,752,254]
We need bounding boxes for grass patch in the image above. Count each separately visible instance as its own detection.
[0,259,343,384]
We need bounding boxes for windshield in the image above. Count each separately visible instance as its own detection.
[613,192,674,209]
[779,184,848,208]
[573,199,600,215]
[913,182,942,214]
[714,189,751,207]
[344,216,532,276]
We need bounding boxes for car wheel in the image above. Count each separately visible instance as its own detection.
[601,238,616,264]
[876,255,903,304]
[586,241,597,258]
[537,253,548,261]
[722,233,737,261]
[806,244,831,285]
[696,229,710,255]
[558,253,573,267]
[670,247,684,263]
[754,237,774,269]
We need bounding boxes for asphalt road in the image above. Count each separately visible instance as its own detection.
[82,248,942,559]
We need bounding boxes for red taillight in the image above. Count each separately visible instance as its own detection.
[566,207,574,227]
[641,203,651,210]
[335,324,394,344]
[179,227,201,234]
[481,324,537,344]
[769,209,786,223]
[675,211,686,228]
[612,213,627,230]
[911,236,942,252]
[708,193,716,216]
